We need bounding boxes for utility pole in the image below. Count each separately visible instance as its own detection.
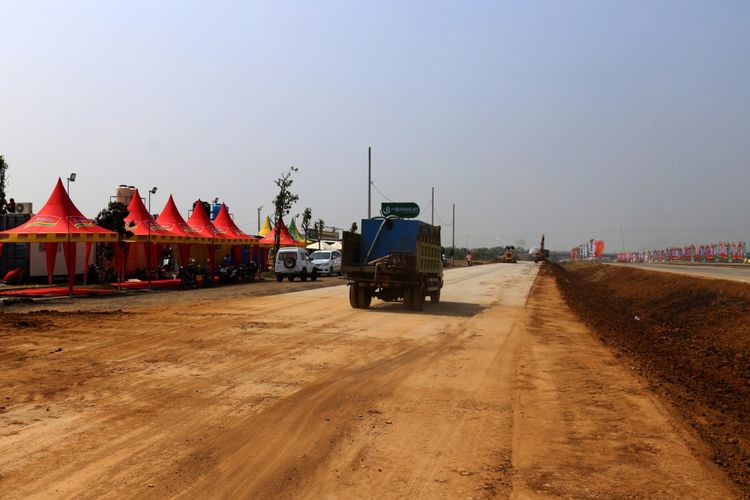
[431,187,434,225]
[452,203,455,265]
[620,226,625,252]
[368,146,372,219]
[257,205,263,232]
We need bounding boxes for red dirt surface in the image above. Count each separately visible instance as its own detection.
[552,262,750,495]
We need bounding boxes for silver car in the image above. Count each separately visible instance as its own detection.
[310,250,342,276]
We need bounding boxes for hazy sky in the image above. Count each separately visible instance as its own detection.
[2,1,748,251]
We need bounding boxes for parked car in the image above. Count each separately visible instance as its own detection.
[309,250,342,276]
[275,247,318,282]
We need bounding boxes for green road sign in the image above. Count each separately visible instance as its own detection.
[380,202,420,218]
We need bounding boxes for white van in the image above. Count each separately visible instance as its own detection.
[309,250,342,276]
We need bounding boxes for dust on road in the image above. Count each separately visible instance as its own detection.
[0,264,736,498]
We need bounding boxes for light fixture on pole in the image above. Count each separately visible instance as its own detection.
[257,205,263,232]
[147,186,158,290]
[66,173,76,193]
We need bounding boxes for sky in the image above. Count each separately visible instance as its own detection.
[1,0,748,252]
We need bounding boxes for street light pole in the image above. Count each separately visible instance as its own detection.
[66,173,76,194]
[368,146,371,219]
[431,187,434,225]
[65,173,76,297]
[257,205,263,232]
[148,187,158,290]
[452,203,455,266]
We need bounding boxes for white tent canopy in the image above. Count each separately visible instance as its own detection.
[306,241,342,251]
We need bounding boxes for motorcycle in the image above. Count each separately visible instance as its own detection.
[201,264,215,287]
[217,264,241,285]
[178,261,199,289]
[241,262,258,282]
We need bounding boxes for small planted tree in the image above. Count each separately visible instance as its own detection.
[0,155,8,213]
[302,207,312,243]
[95,201,131,282]
[315,218,325,249]
[272,167,299,254]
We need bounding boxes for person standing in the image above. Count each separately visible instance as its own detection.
[7,198,15,213]
[466,250,473,267]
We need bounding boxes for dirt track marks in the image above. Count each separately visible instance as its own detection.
[0,263,738,498]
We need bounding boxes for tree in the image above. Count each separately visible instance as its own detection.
[0,155,8,213]
[302,207,312,243]
[315,218,325,249]
[272,167,299,254]
[95,201,131,282]
[200,201,211,218]
[349,221,358,233]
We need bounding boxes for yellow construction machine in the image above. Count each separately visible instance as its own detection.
[534,234,550,263]
[503,245,517,263]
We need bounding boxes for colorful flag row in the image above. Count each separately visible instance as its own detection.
[616,241,747,263]
[570,239,605,260]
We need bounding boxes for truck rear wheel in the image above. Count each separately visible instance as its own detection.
[358,286,372,309]
[429,290,441,303]
[276,274,284,283]
[349,284,360,308]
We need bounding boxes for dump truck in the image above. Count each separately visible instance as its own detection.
[342,217,443,311]
[503,245,517,263]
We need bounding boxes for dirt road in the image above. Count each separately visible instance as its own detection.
[0,264,735,498]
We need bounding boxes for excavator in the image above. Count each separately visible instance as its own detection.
[534,234,550,263]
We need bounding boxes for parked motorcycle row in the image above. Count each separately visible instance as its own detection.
[177,260,259,289]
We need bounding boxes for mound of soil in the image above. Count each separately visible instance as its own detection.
[551,262,750,494]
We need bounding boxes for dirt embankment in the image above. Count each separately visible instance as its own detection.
[552,262,750,495]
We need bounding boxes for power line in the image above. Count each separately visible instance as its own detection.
[433,207,451,226]
[624,226,750,233]
[546,228,621,238]
[370,181,394,202]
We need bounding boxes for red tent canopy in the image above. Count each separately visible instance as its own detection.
[155,195,205,243]
[123,189,184,243]
[212,204,259,245]
[259,218,299,247]
[0,178,117,290]
[0,178,117,243]
[185,200,241,244]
